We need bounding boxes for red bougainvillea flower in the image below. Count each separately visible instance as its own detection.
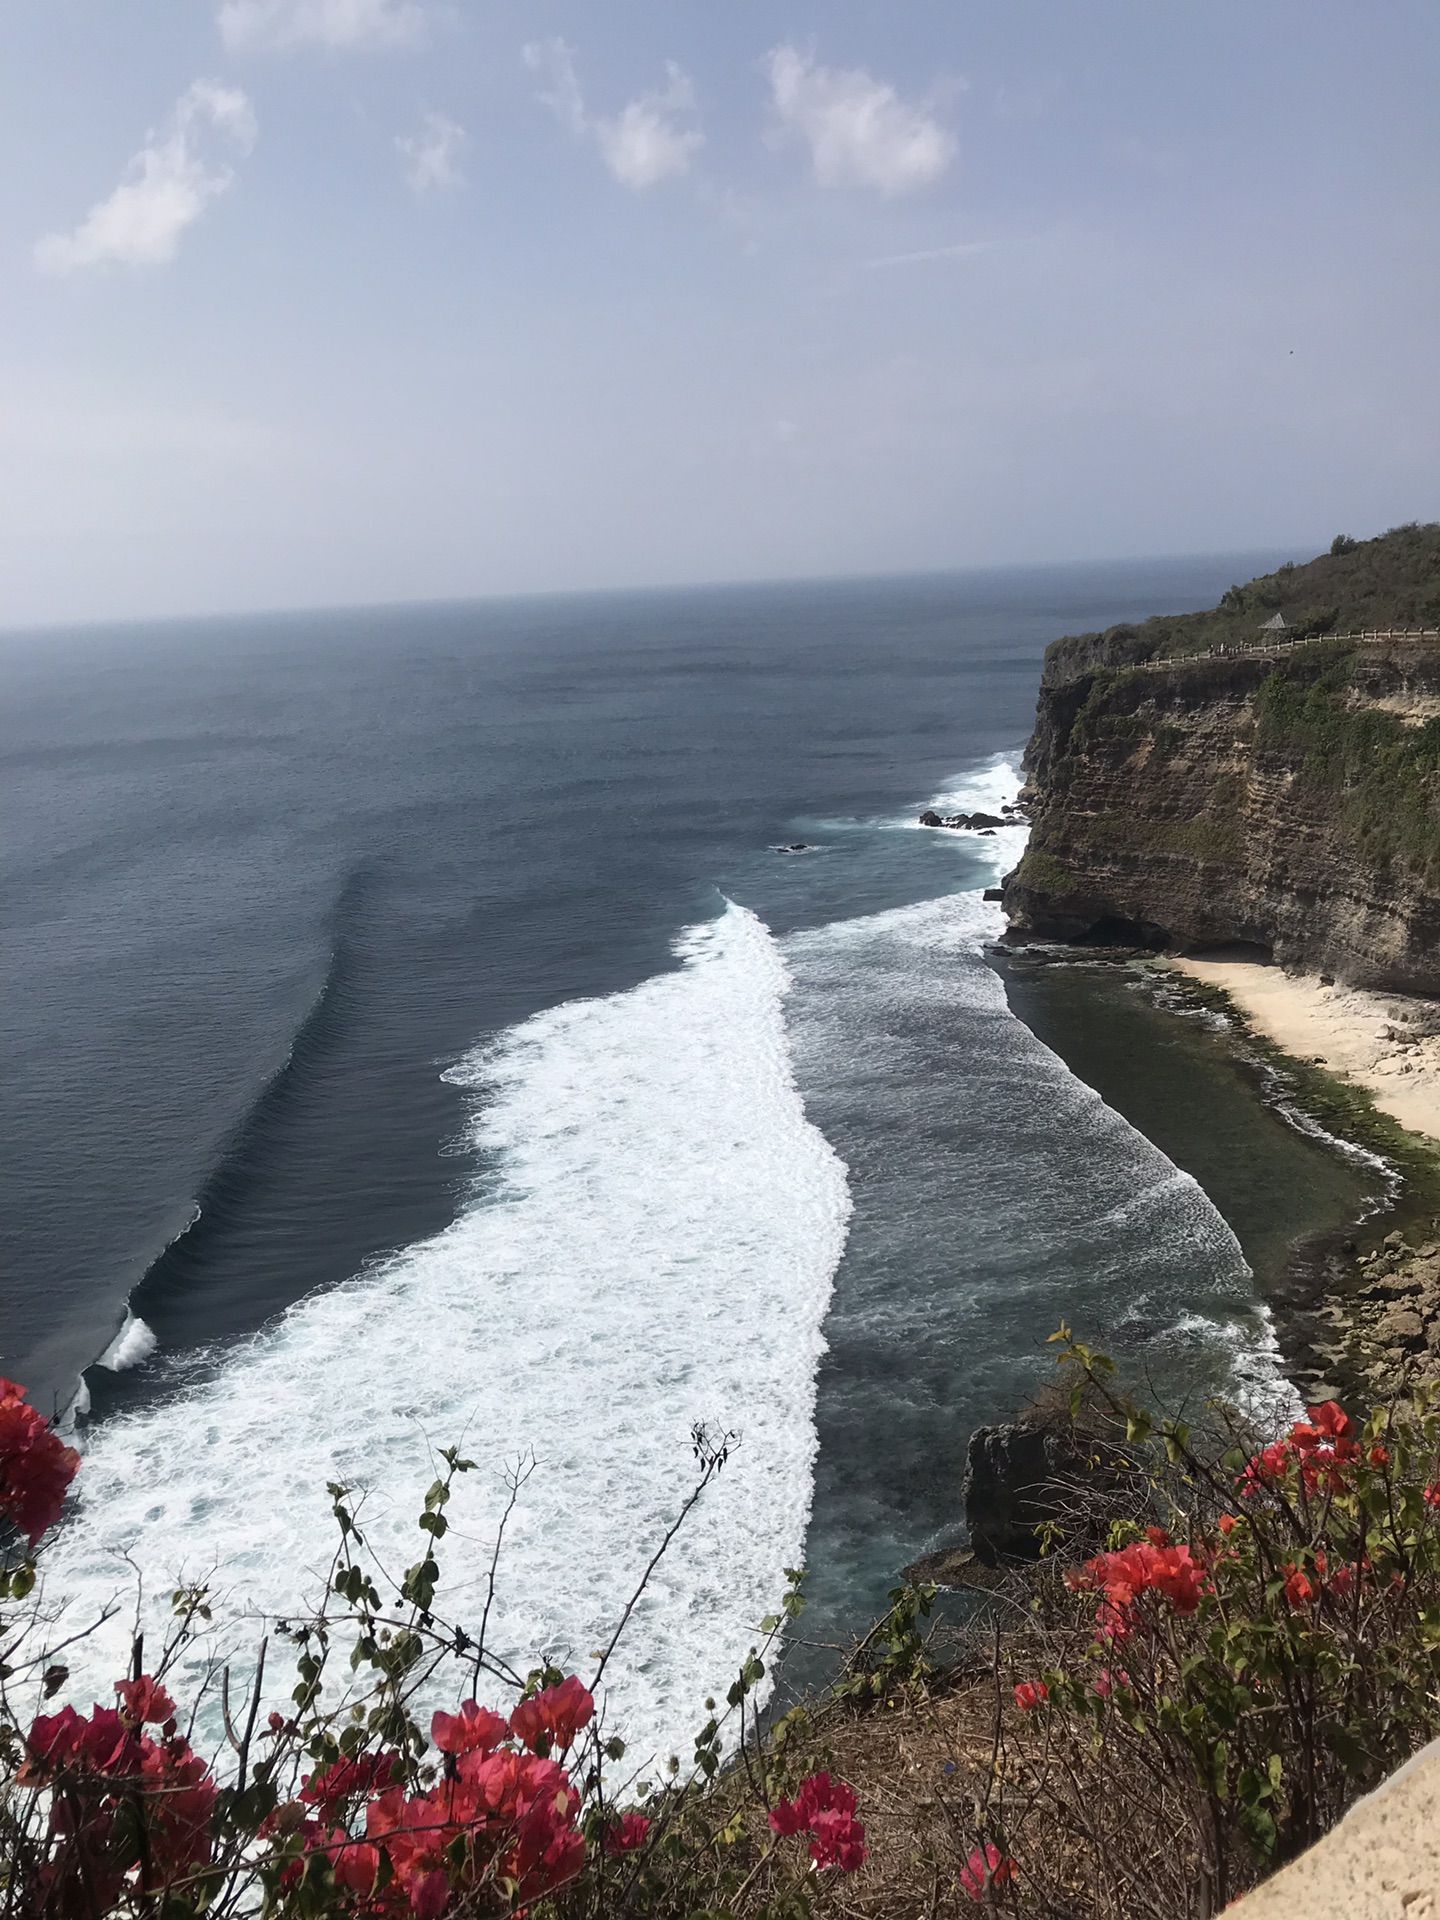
[300,1751,400,1820]
[432,1699,510,1758]
[1091,1668,1129,1699]
[365,1741,587,1912]
[1013,1680,1048,1713]
[1283,1563,1316,1608]
[960,1842,1016,1900]
[602,1812,652,1857]
[1369,1445,1391,1468]
[1238,1440,1293,1496]
[508,1676,595,1755]
[768,1773,867,1872]
[1067,1539,1205,1640]
[0,1378,80,1547]
[1424,1482,1440,1509]
[1216,1513,1237,1535]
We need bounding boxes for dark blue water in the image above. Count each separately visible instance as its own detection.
[6,555,1345,1753]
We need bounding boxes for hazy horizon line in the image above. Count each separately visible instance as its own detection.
[0,540,1317,644]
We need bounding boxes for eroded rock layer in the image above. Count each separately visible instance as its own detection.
[1004,636,1440,993]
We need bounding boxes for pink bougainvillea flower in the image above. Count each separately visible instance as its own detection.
[115,1676,176,1730]
[808,1806,868,1872]
[793,1773,857,1823]
[21,1693,218,1894]
[769,1773,867,1871]
[768,1795,809,1836]
[23,1704,133,1779]
[602,1812,652,1856]
[960,1841,1016,1899]
[508,1675,594,1755]
[431,1699,510,1758]
[0,1378,80,1547]
[1424,1481,1440,1509]
[363,1738,588,1911]
[1013,1681,1048,1713]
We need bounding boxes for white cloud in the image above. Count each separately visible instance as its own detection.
[524,36,587,137]
[524,38,703,189]
[594,65,704,189]
[396,110,467,191]
[34,82,256,275]
[766,45,955,194]
[218,0,424,53]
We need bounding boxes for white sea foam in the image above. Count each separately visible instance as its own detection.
[41,902,851,1766]
[901,750,1030,879]
[912,749,1024,824]
[97,1314,157,1373]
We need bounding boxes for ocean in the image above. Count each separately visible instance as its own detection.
[0,558,1374,1763]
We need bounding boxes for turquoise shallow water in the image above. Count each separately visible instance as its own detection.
[997,955,1378,1305]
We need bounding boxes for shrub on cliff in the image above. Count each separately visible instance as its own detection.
[934,1332,1440,1918]
[0,1385,866,1919]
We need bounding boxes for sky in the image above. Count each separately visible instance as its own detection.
[3,1,1439,626]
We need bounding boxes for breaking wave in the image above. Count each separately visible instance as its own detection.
[42,902,851,1765]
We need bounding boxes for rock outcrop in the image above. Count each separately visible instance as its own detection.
[960,1411,1130,1565]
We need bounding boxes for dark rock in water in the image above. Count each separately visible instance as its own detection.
[962,1424,1063,1563]
[937,810,1009,831]
[977,828,997,836]
[983,888,1005,902]
[771,843,810,853]
[902,1544,1013,1592]
[962,1414,1128,1565]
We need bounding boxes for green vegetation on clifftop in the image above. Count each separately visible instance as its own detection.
[1044,524,1440,684]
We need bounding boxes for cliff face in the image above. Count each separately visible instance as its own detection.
[1004,636,1440,993]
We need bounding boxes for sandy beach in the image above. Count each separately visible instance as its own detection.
[1169,956,1440,1145]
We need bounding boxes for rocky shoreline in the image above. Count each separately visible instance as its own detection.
[1138,964,1440,1402]
[911,950,1440,1591]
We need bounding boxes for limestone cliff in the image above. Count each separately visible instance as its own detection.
[1003,527,1440,992]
